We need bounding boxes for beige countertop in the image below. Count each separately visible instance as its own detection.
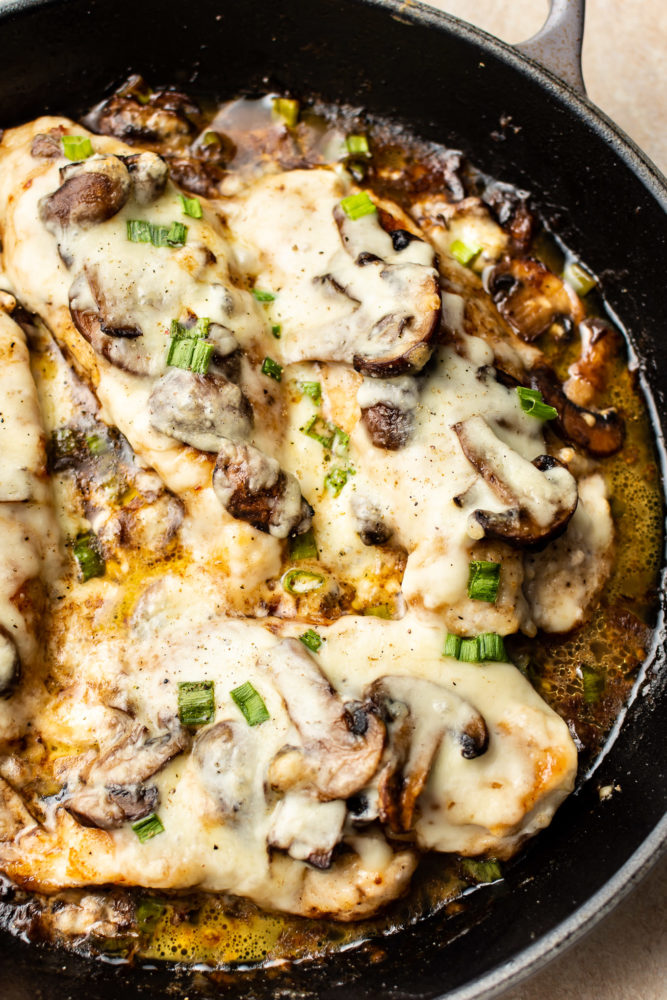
[425,4,666,998]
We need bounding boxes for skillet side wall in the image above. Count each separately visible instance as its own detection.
[0,1,665,998]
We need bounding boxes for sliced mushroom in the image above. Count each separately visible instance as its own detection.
[357,374,419,450]
[268,792,347,869]
[453,415,578,548]
[528,362,625,457]
[148,368,253,452]
[487,257,584,341]
[30,126,68,159]
[212,441,313,539]
[192,721,257,817]
[68,271,150,375]
[482,179,535,252]
[261,638,385,801]
[563,318,623,407]
[85,76,197,147]
[165,155,226,198]
[121,151,168,205]
[367,676,488,834]
[350,494,392,546]
[39,155,131,232]
[0,628,20,697]
[61,720,190,829]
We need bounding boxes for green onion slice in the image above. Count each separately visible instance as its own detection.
[179,193,203,219]
[458,637,481,663]
[516,386,558,421]
[467,560,501,603]
[289,527,318,560]
[131,813,165,843]
[272,97,300,127]
[300,414,348,453]
[231,681,270,726]
[261,356,283,381]
[363,604,393,619]
[460,857,503,884]
[450,239,482,267]
[345,134,371,157]
[298,380,321,405]
[282,568,325,595]
[127,220,187,248]
[443,633,462,658]
[252,288,276,302]
[563,259,597,297]
[61,135,93,161]
[340,191,377,220]
[85,433,109,456]
[271,323,282,339]
[190,341,214,375]
[178,680,215,726]
[300,629,324,652]
[324,465,355,497]
[580,663,605,704]
[478,632,508,662]
[171,317,210,339]
[135,898,166,934]
[73,532,105,582]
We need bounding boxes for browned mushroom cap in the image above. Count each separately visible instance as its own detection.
[261,638,385,801]
[332,205,441,377]
[212,441,313,539]
[487,257,584,342]
[192,721,258,817]
[563,318,623,407]
[362,403,414,450]
[453,415,578,548]
[350,494,392,546]
[120,151,168,205]
[30,125,69,159]
[367,675,488,835]
[85,75,198,147]
[0,626,20,697]
[39,156,131,232]
[148,368,253,453]
[482,180,535,252]
[165,154,226,198]
[528,361,625,458]
[62,720,190,830]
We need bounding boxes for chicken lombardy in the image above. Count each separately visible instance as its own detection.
[0,81,660,963]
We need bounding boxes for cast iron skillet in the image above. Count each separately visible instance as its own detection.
[0,0,665,997]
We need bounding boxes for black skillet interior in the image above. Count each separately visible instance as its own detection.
[0,1,665,998]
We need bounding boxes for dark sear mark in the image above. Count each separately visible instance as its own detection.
[528,362,625,457]
[212,441,313,539]
[367,676,488,834]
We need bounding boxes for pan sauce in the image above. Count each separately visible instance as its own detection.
[0,82,661,966]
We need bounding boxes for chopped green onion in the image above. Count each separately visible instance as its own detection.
[443,633,462,658]
[478,632,508,662]
[340,191,377,220]
[61,135,93,161]
[458,637,481,663]
[467,560,501,603]
[324,465,355,497]
[460,857,503,884]
[298,381,321,405]
[563,259,597,297]
[170,317,210,339]
[580,664,605,704]
[126,220,187,248]
[73,532,105,582]
[300,414,348,453]
[345,134,371,158]
[49,426,85,469]
[289,527,318,560]
[166,337,196,369]
[363,604,393,619]
[282,568,325,595]
[135,898,166,934]
[231,681,270,726]
[131,813,165,843]
[300,629,324,652]
[202,130,221,147]
[85,433,109,456]
[178,680,215,726]
[261,356,283,382]
[271,323,282,339]
[272,97,300,127]
[516,386,558,421]
[179,193,203,219]
[252,288,276,302]
[450,240,482,267]
[190,341,214,375]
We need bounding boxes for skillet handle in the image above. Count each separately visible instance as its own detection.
[514,0,586,95]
